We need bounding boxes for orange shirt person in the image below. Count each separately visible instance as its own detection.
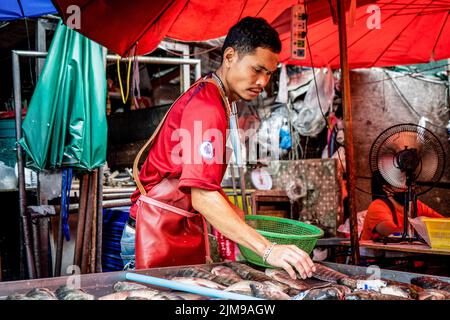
[361,171,443,241]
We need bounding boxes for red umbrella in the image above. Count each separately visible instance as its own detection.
[273,0,450,68]
[53,1,450,67]
[52,0,298,56]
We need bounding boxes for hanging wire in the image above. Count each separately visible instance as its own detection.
[117,56,132,104]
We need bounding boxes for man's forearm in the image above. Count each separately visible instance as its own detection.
[192,188,270,256]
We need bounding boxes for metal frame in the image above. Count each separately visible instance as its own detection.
[12,50,201,279]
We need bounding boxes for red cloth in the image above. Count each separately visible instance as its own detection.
[130,80,229,219]
[361,199,443,241]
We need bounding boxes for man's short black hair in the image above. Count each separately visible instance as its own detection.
[221,17,281,59]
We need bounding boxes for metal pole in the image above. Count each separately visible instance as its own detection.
[14,51,201,68]
[337,0,360,265]
[35,19,46,80]
[95,166,104,273]
[12,51,36,279]
[195,62,202,81]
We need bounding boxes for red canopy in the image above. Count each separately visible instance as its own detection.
[274,0,450,68]
[52,0,297,56]
[52,0,450,68]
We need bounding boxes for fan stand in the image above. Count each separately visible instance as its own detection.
[380,176,424,244]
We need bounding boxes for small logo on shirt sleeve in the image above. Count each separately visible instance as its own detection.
[199,141,214,160]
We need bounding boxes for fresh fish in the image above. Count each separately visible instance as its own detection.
[380,286,410,299]
[6,288,58,300]
[224,280,290,300]
[417,289,450,300]
[224,262,289,292]
[167,267,225,285]
[224,280,255,295]
[345,290,409,300]
[113,281,149,292]
[55,285,95,300]
[165,292,209,300]
[170,277,226,290]
[25,288,58,300]
[211,266,242,285]
[337,277,358,289]
[225,262,274,282]
[146,293,173,300]
[98,291,134,300]
[411,276,450,293]
[125,296,150,300]
[303,285,350,300]
[249,282,291,300]
[6,293,35,300]
[98,288,160,300]
[265,269,311,291]
[312,263,348,283]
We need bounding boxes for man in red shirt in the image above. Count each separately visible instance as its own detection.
[121,17,315,280]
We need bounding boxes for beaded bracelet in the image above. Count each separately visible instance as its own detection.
[262,242,277,263]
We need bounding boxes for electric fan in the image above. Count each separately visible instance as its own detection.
[369,123,446,242]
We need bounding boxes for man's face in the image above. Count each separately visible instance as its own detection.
[225,47,279,101]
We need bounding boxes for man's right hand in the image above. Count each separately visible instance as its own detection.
[265,244,316,280]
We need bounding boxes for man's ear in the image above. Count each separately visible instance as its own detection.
[223,47,236,68]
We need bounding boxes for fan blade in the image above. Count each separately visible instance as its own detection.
[378,154,406,189]
[416,149,439,182]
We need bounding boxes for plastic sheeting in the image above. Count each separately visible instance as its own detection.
[19,20,107,171]
[291,68,334,137]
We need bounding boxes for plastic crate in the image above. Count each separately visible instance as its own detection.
[422,217,450,250]
[238,215,324,268]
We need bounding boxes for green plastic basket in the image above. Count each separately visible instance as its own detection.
[238,215,324,268]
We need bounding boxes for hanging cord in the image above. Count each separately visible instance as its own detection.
[60,168,73,241]
[117,55,132,104]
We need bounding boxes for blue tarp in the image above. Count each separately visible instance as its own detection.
[0,0,56,21]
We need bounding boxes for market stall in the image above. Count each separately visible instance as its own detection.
[0,0,448,302]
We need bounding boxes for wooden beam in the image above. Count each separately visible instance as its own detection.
[337,0,360,265]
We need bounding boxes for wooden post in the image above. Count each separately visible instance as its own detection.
[337,0,360,265]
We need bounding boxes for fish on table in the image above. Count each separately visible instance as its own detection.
[210,265,243,285]
[165,266,226,285]
[55,285,95,300]
[224,262,290,292]
[417,289,450,300]
[249,282,291,300]
[345,290,410,300]
[113,281,150,292]
[301,285,351,300]
[312,263,348,283]
[265,268,325,292]
[169,277,226,290]
[6,288,58,300]
[98,288,161,300]
[411,276,450,293]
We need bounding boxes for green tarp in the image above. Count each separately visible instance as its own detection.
[19,20,107,171]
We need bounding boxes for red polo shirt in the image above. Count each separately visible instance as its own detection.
[130,80,229,219]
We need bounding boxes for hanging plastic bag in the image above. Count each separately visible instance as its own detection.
[291,67,335,137]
